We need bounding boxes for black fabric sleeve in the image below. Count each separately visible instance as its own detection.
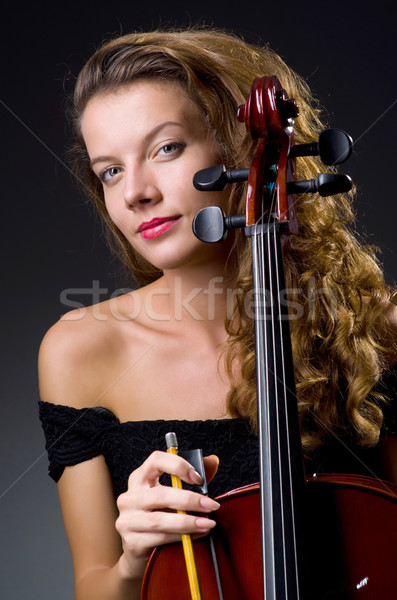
[38,401,118,482]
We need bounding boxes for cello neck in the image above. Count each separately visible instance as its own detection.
[249,218,306,599]
[239,76,307,599]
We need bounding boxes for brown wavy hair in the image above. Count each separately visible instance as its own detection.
[67,26,396,451]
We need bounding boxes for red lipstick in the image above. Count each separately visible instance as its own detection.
[137,216,181,239]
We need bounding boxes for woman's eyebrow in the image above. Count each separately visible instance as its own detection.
[90,121,184,169]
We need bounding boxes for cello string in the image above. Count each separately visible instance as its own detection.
[268,185,289,595]
[253,206,274,598]
[252,220,267,597]
[265,184,281,597]
[267,181,293,597]
[258,183,280,598]
[263,190,279,599]
[208,534,224,600]
[270,180,300,598]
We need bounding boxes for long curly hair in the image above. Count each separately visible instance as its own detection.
[67,26,396,451]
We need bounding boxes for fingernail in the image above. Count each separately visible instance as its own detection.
[200,497,220,511]
[189,468,203,484]
[196,517,216,530]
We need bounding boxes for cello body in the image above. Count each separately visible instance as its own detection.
[141,75,397,598]
[142,474,397,599]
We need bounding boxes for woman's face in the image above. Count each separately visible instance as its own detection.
[81,80,230,273]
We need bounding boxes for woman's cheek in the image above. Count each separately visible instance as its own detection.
[104,198,124,230]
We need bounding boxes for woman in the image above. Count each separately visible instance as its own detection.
[38,27,397,599]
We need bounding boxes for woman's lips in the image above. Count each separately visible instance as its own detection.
[137,216,181,239]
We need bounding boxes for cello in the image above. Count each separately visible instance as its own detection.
[141,75,397,599]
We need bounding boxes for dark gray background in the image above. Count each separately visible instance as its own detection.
[1,1,396,598]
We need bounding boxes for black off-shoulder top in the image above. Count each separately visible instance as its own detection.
[38,368,396,498]
[38,403,259,498]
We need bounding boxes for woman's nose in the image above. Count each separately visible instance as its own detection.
[123,164,161,209]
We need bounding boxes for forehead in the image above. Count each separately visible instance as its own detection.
[81,79,206,138]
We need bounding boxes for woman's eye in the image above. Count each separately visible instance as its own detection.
[160,144,177,155]
[99,167,122,183]
[158,142,185,157]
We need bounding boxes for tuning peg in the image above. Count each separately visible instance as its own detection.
[288,173,353,197]
[192,206,246,243]
[193,165,249,191]
[289,128,353,165]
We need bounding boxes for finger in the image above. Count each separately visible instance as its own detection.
[120,509,217,536]
[122,530,184,556]
[119,485,220,514]
[147,486,220,513]
[121,525,213,558]
[120,525,190,559]
[128,451,203,488]
[203,454,219,484]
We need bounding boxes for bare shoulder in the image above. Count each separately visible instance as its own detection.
[38,305,107,409]
[38,291,145,409]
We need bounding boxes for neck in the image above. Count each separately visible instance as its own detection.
[148,261,235,339]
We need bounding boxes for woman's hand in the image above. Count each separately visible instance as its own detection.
[115,451,220,580]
